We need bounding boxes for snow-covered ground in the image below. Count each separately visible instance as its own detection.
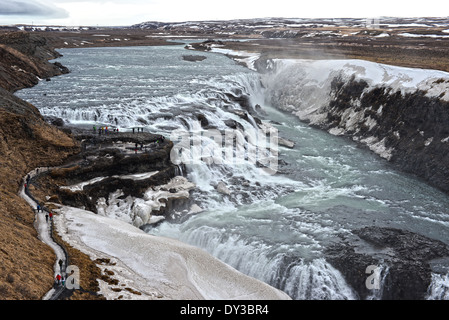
[398,33,449,38]
[53,205,291,300]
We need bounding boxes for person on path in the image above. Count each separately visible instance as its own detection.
[49,212,53,221]
[37,204,41,213]
[56,274,62,285]
[45,213,49,222]
[58,259,63,271]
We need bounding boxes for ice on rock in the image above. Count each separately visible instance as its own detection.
[96,176,196,228]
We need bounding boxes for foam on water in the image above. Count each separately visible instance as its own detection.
[16,45,449,299]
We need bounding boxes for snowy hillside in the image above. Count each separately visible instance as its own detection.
[132,17,449,38]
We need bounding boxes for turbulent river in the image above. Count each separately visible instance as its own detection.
[17,44,449,299]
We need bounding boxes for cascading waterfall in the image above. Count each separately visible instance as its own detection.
[16,45,449,300]
[427,273,449,299]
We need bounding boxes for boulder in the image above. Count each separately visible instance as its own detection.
[216,181,231,195]
[197,114,209,128]
[182,55,207,62]
[324,226,449,300]
[278,137,295,148]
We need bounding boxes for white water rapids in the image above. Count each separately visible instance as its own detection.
[16,45,449,299]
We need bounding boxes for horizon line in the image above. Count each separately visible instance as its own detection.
[2,15,449,28]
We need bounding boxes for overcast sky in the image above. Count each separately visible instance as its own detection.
[0,0,448,26]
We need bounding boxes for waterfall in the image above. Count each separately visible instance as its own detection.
[17,46,449,300]
[427,273,449,300]
[178,224,357,300]
[175,164,185,177]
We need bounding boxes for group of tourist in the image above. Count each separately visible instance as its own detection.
[93,125,119,135]
[93,125,150,135]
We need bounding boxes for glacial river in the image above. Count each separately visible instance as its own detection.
[16,44,449,299]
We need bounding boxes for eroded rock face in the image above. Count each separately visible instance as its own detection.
[324,226,449,300]
[46,130,199,229]
[323,77,449,194]
[52,133,178,213]
[263,59,449,196]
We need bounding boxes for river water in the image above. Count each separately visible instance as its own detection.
[16,44,449,299]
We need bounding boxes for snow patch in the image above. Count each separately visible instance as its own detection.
[361,137,393,160]
[209,47,261,71]
[425,137,434,146]
[60,176,107,192]
[398,33,449,38]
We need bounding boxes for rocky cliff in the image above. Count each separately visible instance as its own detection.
[42,131,182,226]
[325,226,449,299]
[0,31,79,299]
[0,31,69,92]
[261,58,449,196]
[324,76,449,195]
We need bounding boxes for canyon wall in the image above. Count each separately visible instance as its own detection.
[260,58,449,195]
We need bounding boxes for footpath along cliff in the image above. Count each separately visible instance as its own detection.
[0,31,80,299]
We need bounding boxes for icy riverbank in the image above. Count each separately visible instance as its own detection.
[53,205,291,300]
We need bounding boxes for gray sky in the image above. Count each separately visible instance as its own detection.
[0,0,448,26]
